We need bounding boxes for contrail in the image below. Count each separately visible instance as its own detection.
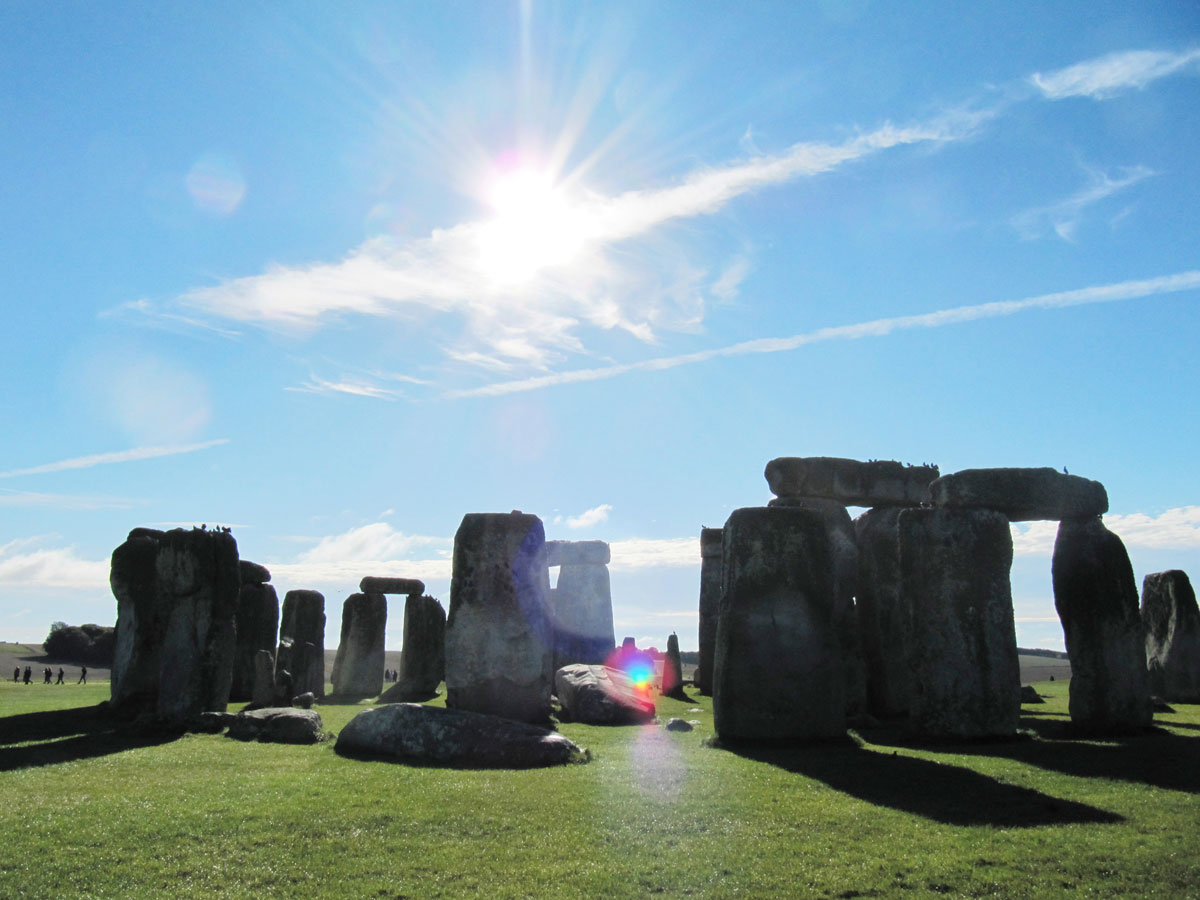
[0,439,230,479]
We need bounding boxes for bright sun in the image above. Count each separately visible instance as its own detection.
[475,166,589,284]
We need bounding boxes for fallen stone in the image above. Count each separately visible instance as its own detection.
[764,457,939,507]
[239,560,271,584]
[359,576,425,596]
[292,691,315,709]
[335,703,588,767]
[665,718,693,732]
[899,508,1020,740]
[545,540,611,566]
[378,681,440,703]
[931,467,1107,521]
[189,711,236,733]
[1142,570,1200,703]
[1020,685,1045,704]
[696,527,723,696]
[554,664,655,724]
[855,507,911,719]
[1053,516,1151,733]
[331,592,387,698]
[714,506,845,741]
[227,707,324,744]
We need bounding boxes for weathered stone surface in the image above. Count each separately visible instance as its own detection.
[550,560,615,671]
[227,707,325,744]
[445,512,553,723]
[855,507,911,718]
[336,703,587,767]
[661,633,686,698]
[899,508,1020,739]
[696,527,723,696]
[765,457,939,507]
[277,590,325,698]
[665,718,694,732]
[1020,685,1045,704]
[110,528,167,708]
[151,528,241,722]
[331,592,387,697]
[292,691,315,709]
[554,664,655,724]
[384,594,446,701]
[251,649,279,707]
[714,506,845,741]
[359,576,425,596]
[1142,570,1200,702]
[230,581,279,702]
[239,560,271,584]
[545,540,611,566]
[931,467,1108,522]
[1053,517,1151,732]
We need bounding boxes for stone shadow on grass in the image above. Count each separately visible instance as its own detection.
[720,741,1122,827]
[0,705,177,771]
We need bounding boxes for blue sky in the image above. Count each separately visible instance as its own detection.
[2,1,1198,652]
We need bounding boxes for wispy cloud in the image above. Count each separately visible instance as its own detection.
[566,504,612,530]
[286,375,404,401]
[447,269,1200,398]
[1012,164,1157,241]
[1010,506,1200,556]
[0,489,141,510]
[1031,47,1200,100]
[0,439,230,479]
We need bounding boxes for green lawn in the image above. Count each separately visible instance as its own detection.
[1,680,1197,899]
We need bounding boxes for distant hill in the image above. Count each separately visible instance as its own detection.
[1017,647,1068,659]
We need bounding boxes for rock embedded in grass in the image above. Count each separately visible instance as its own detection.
[227,707,325,744]
[336,703,588,767]
[554,664,655,724]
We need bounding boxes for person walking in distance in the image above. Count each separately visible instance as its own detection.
[78,665,87,684]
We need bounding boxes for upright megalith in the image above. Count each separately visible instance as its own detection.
[277,590,326,699]
[765,457,939,507]
[445,512,553,723]
[931,467,1107,521]
[331,592,387,698]
[230,561,278,702]
[696,527,723,696]
[110,528,168,708]
[1053,517,1151,732]
[546,540,615,671]
[661,632,686,698]
[385,594,445,701]
[251,648,281,707]
[855,507,910,718]
[713,506,844,741]
[899,508,1020,739]
[1142,570,1200,702]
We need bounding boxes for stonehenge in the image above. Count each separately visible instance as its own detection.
[277,590,326,699]
[230,561,279,702]
[380,594,446,702]
[545,540,615,671]
[854,507,910,718]
[1142,570,1200,702]
[331,592,387,698]
[696,527,723,696]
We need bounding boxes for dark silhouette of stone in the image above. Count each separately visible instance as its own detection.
[1142,570,1200,702]
[230,575,279,702]
[765,457,939,507]
[331,592,387,697]
[277,590,326,699]
[661,632,686,698]
[292,691,315,709]
[382,594,446,701]
[855,507,911,718]
[251,649,278,707]
[239,560,271,584]
[713,506,844,742]
[549,543,615,671]
[696,527,723,696]
[665,718,694,732]
[1052,517,1151,732]
[554,664,655,724]
[227,707,324,744]
[336,703,587,767]
[932,467,1107,521]
[899,508,1020,739]
[445,512,553,723]
[1020,685,1045,704]
[110,528,167,708]
[359,576,425,596]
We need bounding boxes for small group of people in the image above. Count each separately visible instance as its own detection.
[12,665,86,685]
[382,668,401,684]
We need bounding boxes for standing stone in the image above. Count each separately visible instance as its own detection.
[230,562,278,702]
[110,528,167,708]
[855,507,911,718]
[277,590,326,699]
[1142,570,1200,702]
[445,512,553,723]
[1052,517,1151,732]
[713,506,844,741]
[154,528,241,721]
[251,648,278,707]
[381,594,446,701]
[696,527,723,696]
[331,592,387,698]
[548,541,615,671]
[661,632,686,698]
[899,508,1020,739]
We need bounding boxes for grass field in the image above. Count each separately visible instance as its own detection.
[1,675,1196,900]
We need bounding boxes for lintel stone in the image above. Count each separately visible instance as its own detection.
[931,467,1107,521]
[765,457,939,507]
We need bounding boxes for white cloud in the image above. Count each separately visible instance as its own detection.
[566,504,612,530]
[1010,520,1060,557]
[286,375,404,401]
[0,439,229,479]
[609,537,700,571]
[295,523,451,565]
[447,269,1200,398]
[1031,47,1200,100]
[0,539,109,589]
[1010,506,1200,556]
[1012,164,1157,241]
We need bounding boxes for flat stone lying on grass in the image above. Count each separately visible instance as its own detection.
[1142,570,1200,703]
[931,467,1107,521]
[359,576,425,596]
[764,456,939,507]
[336,703,588,767]
[665,718,693,732]
[1020,685,1045,704]
[554,664,655,724]
[227,708,325,744]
